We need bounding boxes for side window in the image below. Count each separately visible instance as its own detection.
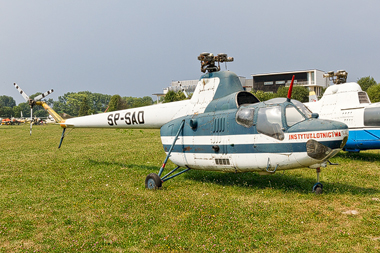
[358,91,370,104]
[364,107,380,126]
[256,106,284,140]
[286,105,305,127]
[236,107,254,128]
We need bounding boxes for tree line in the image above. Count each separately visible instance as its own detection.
[0,91,153,118]
[1,76,379,118]
[157,76,380,104]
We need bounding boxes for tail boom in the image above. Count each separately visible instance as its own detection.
[41,100,191,129]
[36,101,64,124]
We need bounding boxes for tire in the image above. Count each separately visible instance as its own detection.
[145,173,162,189]
[313,183,323,195]
[315,186,323,194]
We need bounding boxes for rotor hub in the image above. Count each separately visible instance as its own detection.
[198,52,233,73]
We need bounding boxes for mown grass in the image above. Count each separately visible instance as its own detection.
[1,124,380,252]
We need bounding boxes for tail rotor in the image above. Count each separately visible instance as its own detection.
[13,83,54,135]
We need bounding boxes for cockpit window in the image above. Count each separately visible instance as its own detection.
[286,105,306,126]
[265,98,312,118]
[236,107,254,128]
[292,100,312,118]
[256,106,284,140]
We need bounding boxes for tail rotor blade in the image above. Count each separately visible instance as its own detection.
[34,89,54,101]
[13,83,30,102]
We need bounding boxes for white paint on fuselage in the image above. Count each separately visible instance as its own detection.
[305,82,380,129]
[61,76,221,129]
[161,129,348,172]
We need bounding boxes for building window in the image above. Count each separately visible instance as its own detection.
[275,80,285,85]
[264,81,273,85]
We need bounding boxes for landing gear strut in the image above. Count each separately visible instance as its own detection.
[312,167,323,194]
[145,120,191,189]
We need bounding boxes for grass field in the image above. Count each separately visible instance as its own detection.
[1,124,380,252]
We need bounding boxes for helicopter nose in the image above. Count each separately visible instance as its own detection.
[306,136,348,161]
[288,119,348,161]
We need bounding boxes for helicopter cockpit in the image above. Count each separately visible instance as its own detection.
[236,98,314,140]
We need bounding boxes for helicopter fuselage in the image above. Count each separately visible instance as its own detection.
[161,97,348,173]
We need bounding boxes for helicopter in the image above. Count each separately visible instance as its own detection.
[14,53,349,194]
[305,70,380,152]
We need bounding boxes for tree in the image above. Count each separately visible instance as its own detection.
[0,106,14,117]
[123,96,154,108]
[108,95,128,112]
[66,93,88,116]
[163,90,187,103]
[251,90,275,102]
[357,76,377,92]
[0,95,16,108]
[78,97,90,116]
[12,106,22,118]
[276,86,309,102]
[53,91,112,115]
[366,84,380,103]
[18,102,30,117]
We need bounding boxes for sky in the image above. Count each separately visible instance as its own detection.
[1,0,380,105]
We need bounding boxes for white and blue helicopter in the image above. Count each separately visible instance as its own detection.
[14,53,349,193]
[305,70,380,152]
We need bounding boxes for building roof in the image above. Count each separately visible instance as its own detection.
[251,69,325,77]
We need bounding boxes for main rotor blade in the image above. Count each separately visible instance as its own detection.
[13,83,30,102]
[34,89,54,101]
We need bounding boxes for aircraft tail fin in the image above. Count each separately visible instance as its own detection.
[309,91,318,102]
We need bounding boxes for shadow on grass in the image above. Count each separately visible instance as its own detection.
[87,159,160,172]
[184,170,379,195]
[87,159,379,195]
[334,151,380,162]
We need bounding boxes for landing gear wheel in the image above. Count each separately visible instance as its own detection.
[145,173,162,189]
[312,183,323,195]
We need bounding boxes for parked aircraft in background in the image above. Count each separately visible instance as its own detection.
[15,53,349,193]
[305,70,380,152]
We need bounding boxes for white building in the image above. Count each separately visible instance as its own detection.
[155,69,330,101]
[251,70,329,97]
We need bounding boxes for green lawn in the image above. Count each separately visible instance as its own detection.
[0,124,380,252]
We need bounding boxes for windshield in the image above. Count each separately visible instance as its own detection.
[265,98,312,118]
[286,105,306,126]
[292,100,312,118]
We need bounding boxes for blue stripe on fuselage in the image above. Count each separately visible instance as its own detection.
[163,140,343,154]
